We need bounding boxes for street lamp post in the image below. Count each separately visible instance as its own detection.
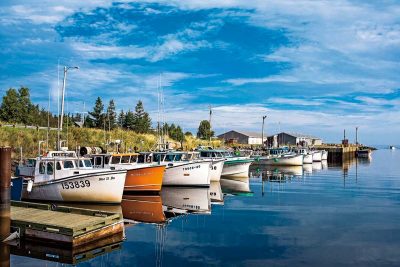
[58,66,79,150]
[262,115,267,148]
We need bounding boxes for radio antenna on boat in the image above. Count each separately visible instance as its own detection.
[57,65,79,150]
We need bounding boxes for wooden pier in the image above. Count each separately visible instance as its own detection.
[317,145,357,162]
[10,201,124,247]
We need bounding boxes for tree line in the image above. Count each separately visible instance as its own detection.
[0,87,202,142]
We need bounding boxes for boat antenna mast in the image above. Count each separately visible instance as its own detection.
[57,65,79,150]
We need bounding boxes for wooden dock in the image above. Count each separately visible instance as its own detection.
[10,201,124,247]
[316,145,357,162]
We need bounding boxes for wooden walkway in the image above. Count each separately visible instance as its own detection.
[10,201,124,247]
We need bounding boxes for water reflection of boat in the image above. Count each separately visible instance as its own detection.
[312,162,322,171]
[220,177,252,196]
[210,181,224,205]
[161,187,211,216]
[122,195,166,224]
[321,160,328,169]
[8,233,123,265]
[303,164,313,174]
[265,165,303,176]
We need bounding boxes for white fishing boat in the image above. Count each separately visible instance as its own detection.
[184,151,224,182]
[389,145,396,150]
[254,148,303,166]
[142,152,211,187]
[18,151,126,203]
[198,148,253,178]
[291,148,313,164]
[311,150,322,162]
[321,150,328,160]
[161,187,211,215]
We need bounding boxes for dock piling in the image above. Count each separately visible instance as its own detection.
[0,147,11,267]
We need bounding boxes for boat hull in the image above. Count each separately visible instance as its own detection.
[163,161,211,187]
[321,150,328,160]
[303,154,313,164]
[22,170,126,204]
[222,160,252,178]
[124,165,165,192]
[259,154,304,166]
[312,151,322,162]
[209,159,224,181]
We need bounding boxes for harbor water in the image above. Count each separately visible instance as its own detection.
[9,149,400,266]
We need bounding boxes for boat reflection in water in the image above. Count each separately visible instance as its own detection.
[161,186,211,218]
[7,233,123,265]
[312,161,323,171]
[264,165,303,176]
[210,181,224,205]
[122,195,166,224]
[220,177,253,196]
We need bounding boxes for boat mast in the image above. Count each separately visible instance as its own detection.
[57,65,79,150]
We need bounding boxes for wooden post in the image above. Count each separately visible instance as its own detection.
[0,147,11,267]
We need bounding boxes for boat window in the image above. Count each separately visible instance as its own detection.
[111,156,121,164]
[175,154,182,161]
[121,156,130,164]
[164,154,175,162]
[64,160,75,169]
[84,159,92,168]
[47,162,54,175]
[153,154,164,162]
[79,160,85,168]
[95,156,103,166]
[104,156,110,165]
[39,162,45,174]
[56,162,62,170]
[200,151,208,157]
[137,154,145,163]
[130,155,138,163]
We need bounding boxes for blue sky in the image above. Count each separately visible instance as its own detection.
[1,1,399,144]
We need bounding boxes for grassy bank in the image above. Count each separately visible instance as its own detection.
[0,126,221,159]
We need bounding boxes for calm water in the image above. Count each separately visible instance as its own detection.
[8,149,400,266]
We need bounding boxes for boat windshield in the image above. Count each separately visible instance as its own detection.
[153,154,164,162]
[83,159,92,168]
[130,155,138,163]
[63,160,75,169]
[121,156,130,164]
[111,156,121,164]
[200,151,210,157]
[164,154,175,162]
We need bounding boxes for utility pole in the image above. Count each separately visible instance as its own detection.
[355,126,359,146]
[262,115,267,147]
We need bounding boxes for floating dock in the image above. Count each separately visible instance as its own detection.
[10,201,124,247]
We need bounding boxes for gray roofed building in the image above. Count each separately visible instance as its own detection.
[266,132,322,147]
[217,130,264,145]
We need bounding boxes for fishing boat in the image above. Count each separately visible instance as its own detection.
[356,149,371,158]
[253,148,303,166]
[85,152,165,192]
[17,151,126,203]
[141,151,211,187]
[184,151,224,182]
[389,145,396,150]
[197,148,253,178]
[311,150,322,162]
[321,150,328,160]
[291,148,313,164]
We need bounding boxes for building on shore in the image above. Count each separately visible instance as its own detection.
[267,132,322,147]
[217,130,264,145]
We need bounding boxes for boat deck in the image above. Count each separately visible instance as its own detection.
[10,201,124,247]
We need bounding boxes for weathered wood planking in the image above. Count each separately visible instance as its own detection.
[10,201,124,246]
